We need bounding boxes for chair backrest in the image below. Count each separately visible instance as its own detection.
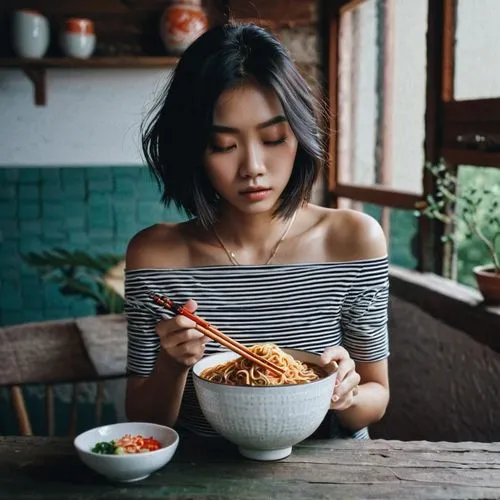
[0,316,127,436]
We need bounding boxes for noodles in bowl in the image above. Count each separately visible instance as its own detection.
[192,346,336,461]
[199,343,326,386]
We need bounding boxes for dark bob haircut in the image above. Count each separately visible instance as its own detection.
[142,23,324,227]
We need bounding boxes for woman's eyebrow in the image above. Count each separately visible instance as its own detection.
[212,115,287,134]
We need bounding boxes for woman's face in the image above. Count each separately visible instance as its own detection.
[203,82,298,216]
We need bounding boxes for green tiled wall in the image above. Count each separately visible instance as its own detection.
[0,166,188,326]
[0,168,418,327]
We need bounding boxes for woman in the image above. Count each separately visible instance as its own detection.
[125,23,389,439]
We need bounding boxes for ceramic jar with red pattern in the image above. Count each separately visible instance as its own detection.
[160,0,208,56]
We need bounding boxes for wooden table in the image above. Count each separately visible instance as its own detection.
[1,436,499,499]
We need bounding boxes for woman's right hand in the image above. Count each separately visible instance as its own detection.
[155,299,210,368]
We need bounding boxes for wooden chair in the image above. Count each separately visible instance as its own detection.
[0,316,127,436]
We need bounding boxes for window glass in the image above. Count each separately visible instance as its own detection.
[338,0,426,194]
[454,166,500,287]
[455,0,500,100]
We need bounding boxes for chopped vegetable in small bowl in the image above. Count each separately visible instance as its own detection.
[74,422,179,482]
[91,434,162,455]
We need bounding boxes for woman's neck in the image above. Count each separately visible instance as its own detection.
[210,208,300,265]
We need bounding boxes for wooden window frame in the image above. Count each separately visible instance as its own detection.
[324,0,500,275]
[324,0,425,265]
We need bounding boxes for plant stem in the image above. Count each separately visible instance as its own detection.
[493,232,500,273]
[463,215,500,272]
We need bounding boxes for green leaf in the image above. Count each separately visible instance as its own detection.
[22,248,124,314]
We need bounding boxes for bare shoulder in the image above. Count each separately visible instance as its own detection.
[309,206,387,261]
[126,222,188,270]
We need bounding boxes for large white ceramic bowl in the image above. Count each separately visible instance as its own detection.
[192,348,336,461]
[74,422,179,482]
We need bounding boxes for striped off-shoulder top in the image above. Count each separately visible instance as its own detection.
[125,257,390,440]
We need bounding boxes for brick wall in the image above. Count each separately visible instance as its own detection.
[0,166,187,326]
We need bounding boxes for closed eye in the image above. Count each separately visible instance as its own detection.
[210,144,236,153]
[263,137,288,146]
[209,136,288,153]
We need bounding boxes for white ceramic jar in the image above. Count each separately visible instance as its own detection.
[12,9,50,58]
[60,18,96,59]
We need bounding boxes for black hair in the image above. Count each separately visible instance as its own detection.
[142,23,325,227]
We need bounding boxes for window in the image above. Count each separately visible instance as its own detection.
[326,0,500,279]
[326,0,425,269]
[454,166,500,287]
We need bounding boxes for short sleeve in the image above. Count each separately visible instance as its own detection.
[340,258,389,363]
[125,271,164,377]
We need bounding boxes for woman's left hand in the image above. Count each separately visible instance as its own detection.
[320,346,361,411]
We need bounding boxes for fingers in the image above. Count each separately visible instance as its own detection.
[183,298,198,313]
[320,345,349,365]
[336,356,356,385]
[321,346,360,411]
[160,327,207,350]
[169,334,209,367]
[154,298,208,367]
[333,370,360,402]
[320,346,350,381]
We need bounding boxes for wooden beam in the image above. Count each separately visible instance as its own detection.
[10,386,32,436]
[23,68,46,106]
[444,98,500,122]
[439,0,458,280]
[334,0,367,13]
[2,57,178,68]
[325,1,340,200]
[441,0,455,103]
[376,0,394,236]
[441,149,500,168]
[334,184,421,209]
[422,0,456,275]
[0,1,191,14]
[46,385,55,436]
[227,0,317,27]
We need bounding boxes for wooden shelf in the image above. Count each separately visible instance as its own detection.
[0,56,179,105]
[0,56,179,69]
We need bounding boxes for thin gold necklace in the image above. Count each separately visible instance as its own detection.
[212,211,298,266]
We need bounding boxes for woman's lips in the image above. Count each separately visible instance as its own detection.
[240,188,271,201]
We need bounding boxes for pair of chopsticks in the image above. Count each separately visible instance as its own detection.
[150,293,286,377]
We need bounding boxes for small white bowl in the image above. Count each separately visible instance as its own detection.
[74,422,179,482]
[193,348,336,461]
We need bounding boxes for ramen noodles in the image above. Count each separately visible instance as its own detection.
[199,344,325,386]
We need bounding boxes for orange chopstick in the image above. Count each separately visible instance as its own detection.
[150,293,286,376]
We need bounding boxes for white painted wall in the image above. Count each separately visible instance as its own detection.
[0,68,172,166]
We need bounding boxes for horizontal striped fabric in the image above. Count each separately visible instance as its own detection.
[125,257,389,439]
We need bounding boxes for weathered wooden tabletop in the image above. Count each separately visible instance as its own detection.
[1,436,499,499]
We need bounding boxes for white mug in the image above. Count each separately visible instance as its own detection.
[12,9,50,59]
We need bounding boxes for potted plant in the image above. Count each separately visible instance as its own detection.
[416,161,500,303]
[22,248,125,314]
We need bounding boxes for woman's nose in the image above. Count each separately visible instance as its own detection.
[239,144,265,177]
